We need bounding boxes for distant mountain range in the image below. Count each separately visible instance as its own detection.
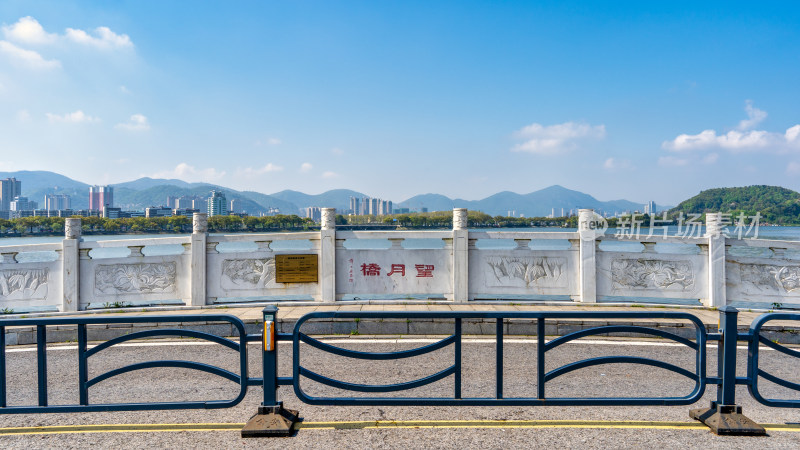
[0,170,662,217]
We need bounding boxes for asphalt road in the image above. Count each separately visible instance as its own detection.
[1,336,799,449]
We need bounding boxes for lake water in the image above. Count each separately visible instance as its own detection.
[1,226,797,258]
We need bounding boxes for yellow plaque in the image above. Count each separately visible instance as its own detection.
[275,254,318,283]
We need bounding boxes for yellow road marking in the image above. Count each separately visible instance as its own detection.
[0,420,798,436]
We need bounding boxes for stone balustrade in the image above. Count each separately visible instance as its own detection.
[0,208,797,312]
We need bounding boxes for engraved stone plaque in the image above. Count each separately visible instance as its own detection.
[275,254,318,283]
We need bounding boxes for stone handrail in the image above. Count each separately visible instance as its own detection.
[0,208,792,313]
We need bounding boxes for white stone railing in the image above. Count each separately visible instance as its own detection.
[0,208,794,312]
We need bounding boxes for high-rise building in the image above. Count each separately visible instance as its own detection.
[207,190,228,217]
[10,196,37,211]
[166,196,178,208]
[644,201,657,215]
[305,206,322,222]
[229,198,242,214]
[89,186,114,211]
[44,194,71,211]
[349,197,360,215]
[0,177,22,211]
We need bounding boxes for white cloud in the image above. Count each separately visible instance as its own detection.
[239,163,284,176]
[46,110,99,123]
[787,125,800,144]
[65,26,133,50]
[119,85,131,94]
[322,171,338,178]
[787,162,800,175]
[300,162,313,173]
[114,114,149,131]
[663,102,799,153]
[331,147,344,156]
[602,157,633,170]
[2,17,57,45]
[267,137,281,145]
[658,156,689,167]
[0,40,60,70]
[662,128,793,152]
[738,100,767,130]
[2,16,132,53]
[512,121,605,154]
[150,163,226,182]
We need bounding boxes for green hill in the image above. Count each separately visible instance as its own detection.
[669,185,800,224]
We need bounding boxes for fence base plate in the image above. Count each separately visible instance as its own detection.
[690,402,766,436]
[241,404,300,438]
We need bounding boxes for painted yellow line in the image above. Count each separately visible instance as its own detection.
[0,420,798,436]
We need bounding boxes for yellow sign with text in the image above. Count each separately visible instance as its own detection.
[275,254,318,283]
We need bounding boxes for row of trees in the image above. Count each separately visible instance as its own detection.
[0,214,317,236]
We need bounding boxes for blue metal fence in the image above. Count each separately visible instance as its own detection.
[291,311,707,406]
[0,314,257,413]
[0,305,799,437]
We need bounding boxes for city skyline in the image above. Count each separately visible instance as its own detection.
[1,2,799,206]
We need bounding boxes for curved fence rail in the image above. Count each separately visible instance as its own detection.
[0,314,251,414]
[748,313,800,408]
[291,310,707,406]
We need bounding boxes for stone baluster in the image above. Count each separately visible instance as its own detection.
[256,240,273,252]
[62,217,82,312]
[190,213,208,307]
[128,245,145,257]
[1,252,18,264]
[514,239,531,250]
[452,208,469,302]
[319,208,336,302]
[388,238,404,250]
[577,209,597,303]
[642,242,657,253]
[705,213,727,308]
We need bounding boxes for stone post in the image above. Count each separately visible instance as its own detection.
[319,208,336,302]
[577,209,597,303]
[453,208,469,302]
[190,213,208,307]
[62,218,81,312]
[705,213,727,307]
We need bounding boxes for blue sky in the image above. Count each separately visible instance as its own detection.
[1,1,799,206]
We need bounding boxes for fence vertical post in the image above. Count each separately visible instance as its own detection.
[0,326,5,408]
[690,306,765,435]
[242,306,299,438]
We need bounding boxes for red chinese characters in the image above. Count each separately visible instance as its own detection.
[359,262,434,278]
[415,264,434,278]
[387,264,405,276]
[360,263,381,276]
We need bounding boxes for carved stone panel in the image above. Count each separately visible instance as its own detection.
[740,263,800,294]
[485,257,567,288]
[95,263,176,295]
[0,268,48,300]
[611,258,694,291]
[221,258,276,291]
